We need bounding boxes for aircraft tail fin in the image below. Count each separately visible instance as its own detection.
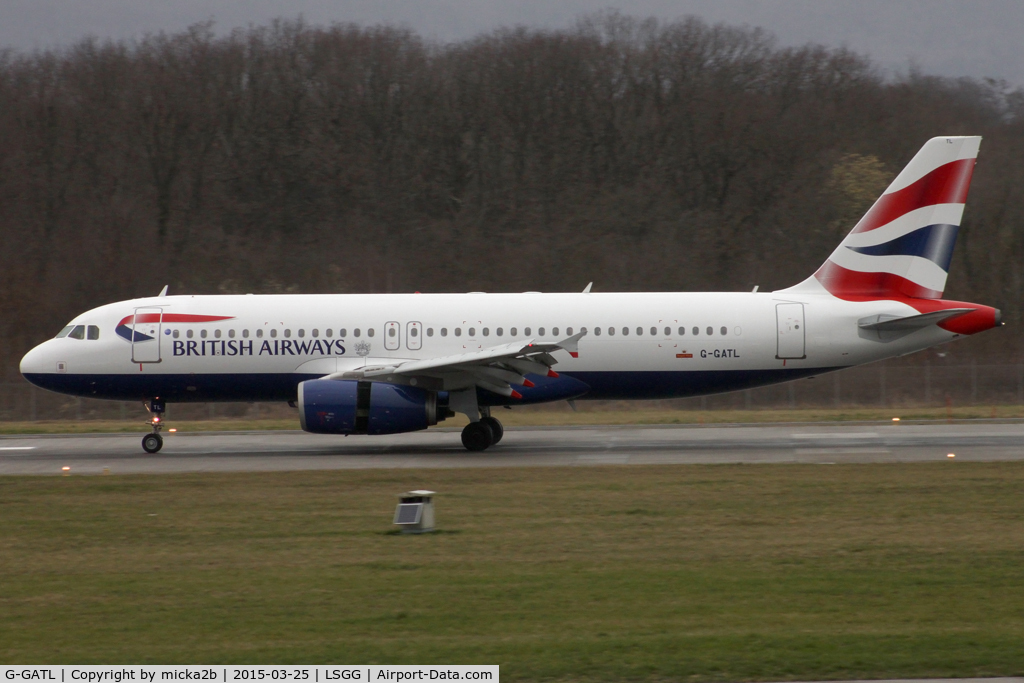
[786,136,981,300]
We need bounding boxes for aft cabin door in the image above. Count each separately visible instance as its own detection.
[384,321,401,351]
[776,303,806,360]
[131,307,162,363]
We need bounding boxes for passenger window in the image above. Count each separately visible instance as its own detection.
[229,329,236,338]
[678,327,685,336]
[664,327,670,336]
[368,328,375,337]
[637,327,643,336]
[496,328,503,336]
[188,329,194,339]
[567,327,573,335]
[650,327,656,336]
[552,327,559,336]
[482,328,489,336]
[173,329,180,339]
[427,328,434,337]
[580,327,587,334]
[455,328,462,337]
[525,327,532,336]
[55,326,74,339]
[270,329,277,338]
[692,327,699,336]
[706,326,713,336]
[388,327,396,338]
[256,329,263,338]
[312,329,319,338]
[87,325,100,340]
[441,328,448,337]
[411,327,419,337]
[594,327,601,336]
[510,327,517,336]
[243,329,249,338]
[538,327,545,336]
[353,329,360,337]
[215,329,222,338]
[340,328,347,337]
[325,329,332,337]
[284,329,291,338]
[735,326,742,336]
[608,327,615,336]
[468,328,476,336]
[201,329,208,339]
[721,326,728,336]
[622,327,628,336]
[297,329,304,338]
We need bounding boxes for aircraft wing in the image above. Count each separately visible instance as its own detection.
[327,331,586,397]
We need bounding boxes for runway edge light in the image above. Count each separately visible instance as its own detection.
[394,490,436,534]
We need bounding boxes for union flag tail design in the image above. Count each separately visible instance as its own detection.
[804,136,981,300]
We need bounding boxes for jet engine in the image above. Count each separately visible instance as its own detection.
[298,379,442,435]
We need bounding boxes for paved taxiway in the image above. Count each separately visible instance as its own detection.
[1,422,1022,475]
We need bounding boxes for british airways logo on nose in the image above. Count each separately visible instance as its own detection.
[115,313,234,342]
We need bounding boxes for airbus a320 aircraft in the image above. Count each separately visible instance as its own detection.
[21,136,1001,453]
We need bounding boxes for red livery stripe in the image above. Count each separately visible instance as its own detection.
[814,260,943,299]
[851,158,975,234]
[815,262,999,335]
[117,313,235,327]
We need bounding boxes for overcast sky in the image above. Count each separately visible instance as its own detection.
[3,0,1022,86]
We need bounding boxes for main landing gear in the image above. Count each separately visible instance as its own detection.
[142,397,166,453]
[461,415,504,452]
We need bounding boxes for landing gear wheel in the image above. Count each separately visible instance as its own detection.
[461,421,494,451]
[480,417,503,444]
[142,433,164,454]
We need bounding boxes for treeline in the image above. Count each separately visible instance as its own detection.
[1,14,1023,377]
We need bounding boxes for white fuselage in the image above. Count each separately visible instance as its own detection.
[20,290,957,405]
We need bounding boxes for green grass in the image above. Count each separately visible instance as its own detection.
[2,404,1023,434]
[2,464,1024,678]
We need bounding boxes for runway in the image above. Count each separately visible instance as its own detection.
[1,421,1023,475]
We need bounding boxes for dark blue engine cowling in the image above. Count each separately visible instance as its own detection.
[298,379,438,435]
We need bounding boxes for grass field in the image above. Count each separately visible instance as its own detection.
[2,403,1024,434]
[2,463,1024,678]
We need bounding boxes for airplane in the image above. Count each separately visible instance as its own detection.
[20,136,1001,454]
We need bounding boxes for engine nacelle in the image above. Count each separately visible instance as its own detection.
[298,379,439,435]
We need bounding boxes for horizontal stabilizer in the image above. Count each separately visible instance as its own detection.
[858,308,974,341]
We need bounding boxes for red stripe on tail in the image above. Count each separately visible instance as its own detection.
[852,158,975,234]
[814,260,944,299]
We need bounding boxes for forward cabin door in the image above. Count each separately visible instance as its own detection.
[384,321,401,351]
[776,303,806,360]
[406,321,422,350]
[131,307,163,363]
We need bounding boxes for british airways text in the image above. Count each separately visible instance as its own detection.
[172,340,346,357]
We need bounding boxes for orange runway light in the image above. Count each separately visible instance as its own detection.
[948,453,956,459]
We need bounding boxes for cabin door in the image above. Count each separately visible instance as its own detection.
[131,307,163,363]
[776,303,806,360]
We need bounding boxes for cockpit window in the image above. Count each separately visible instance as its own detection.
[87,325,100,340]
[55,326,74,339]
[67,325,86,340]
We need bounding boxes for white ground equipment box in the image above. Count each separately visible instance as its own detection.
[393,490,436,533]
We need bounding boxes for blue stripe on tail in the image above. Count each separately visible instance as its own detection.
[846,224,959,271]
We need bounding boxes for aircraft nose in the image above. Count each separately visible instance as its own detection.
[20,342,53,381]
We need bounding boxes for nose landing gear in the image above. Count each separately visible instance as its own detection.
[142,398,166,453]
